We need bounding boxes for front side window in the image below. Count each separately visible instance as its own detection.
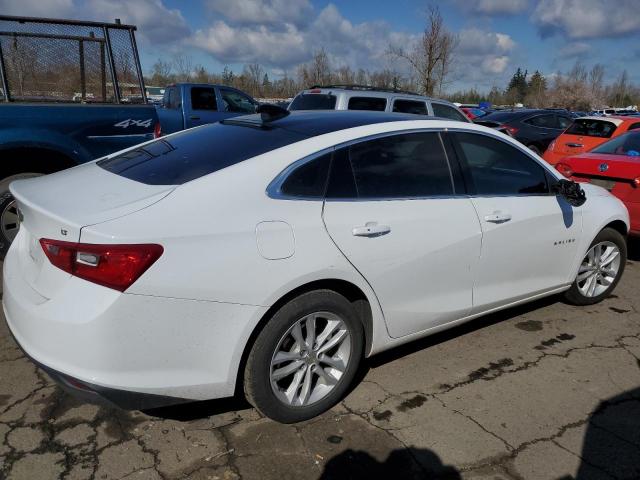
[220,88,256,113]
[431,103,467,122]
[392,99,428,115]
[326,132,454,199]
[191,87,217,111]
[454,132,549,195]
[347,97,387,111]
[165,87,181,109]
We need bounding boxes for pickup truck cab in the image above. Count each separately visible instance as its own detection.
[158,84,258,134]
[0,15,159,257]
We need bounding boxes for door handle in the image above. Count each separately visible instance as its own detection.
[352,222,391,237]
[484,212,512,224]
[565,142,583,148]
[189,115,200,120]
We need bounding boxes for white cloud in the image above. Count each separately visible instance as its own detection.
[0,0,190,45]
[483,56,510,74]
[557,41,591,58]
[206,0,313,28]
[191,21,308,66]
[193,3,414,71]
[452,29,517,87]
[456,0,529,16]
[532,0,640,39]
[458,28,515,57]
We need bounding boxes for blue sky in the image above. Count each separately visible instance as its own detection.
[1,0,639,92]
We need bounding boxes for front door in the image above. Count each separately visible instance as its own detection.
[322,131,482,338]
[450,131,582,312]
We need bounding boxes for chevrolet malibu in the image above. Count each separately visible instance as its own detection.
[3,110,629,423]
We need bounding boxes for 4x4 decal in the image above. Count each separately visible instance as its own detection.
[114,118,153,128]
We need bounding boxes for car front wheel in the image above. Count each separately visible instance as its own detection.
[564,227,626,305]
[244,290,364,423]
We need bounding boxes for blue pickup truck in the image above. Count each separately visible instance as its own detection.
[157,83,258,134]
[0,15,159,256]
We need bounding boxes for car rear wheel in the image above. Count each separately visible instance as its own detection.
[244,290,364,423]
[564,228,626,305]
[0,173,43,259]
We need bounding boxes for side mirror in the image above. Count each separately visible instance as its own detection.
[552,179,587,207]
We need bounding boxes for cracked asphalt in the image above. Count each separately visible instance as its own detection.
[1,245,640,480]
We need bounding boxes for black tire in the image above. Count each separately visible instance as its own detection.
[527,144,542,156]
[0,173,42,259]
[564,228,627,305]
[244,290,364,423]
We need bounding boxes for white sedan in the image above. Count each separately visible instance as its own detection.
[3,109,629,423]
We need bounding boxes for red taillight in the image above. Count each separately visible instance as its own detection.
[308,88,322,93]
[503,124,519,136]
[633,177,640,188]
[153,122,162,138]
[555,162,574,178]
[40,239,163,292]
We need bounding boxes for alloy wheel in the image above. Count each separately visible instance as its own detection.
[577,241,621,298]
[270,311,351,407]
[1,199,20,243]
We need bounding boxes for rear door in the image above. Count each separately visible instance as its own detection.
[185,86,222,128]
[158,86,184,134]
[450,131,582,312]
[322,131,482,338]
[558,119,618,157]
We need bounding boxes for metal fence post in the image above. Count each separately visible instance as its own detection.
[0,39,10,102]
[102,26,120,103]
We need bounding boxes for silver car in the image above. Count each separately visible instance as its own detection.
[288,85,470,122]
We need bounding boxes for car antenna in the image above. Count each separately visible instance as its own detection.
[257,104,290,123]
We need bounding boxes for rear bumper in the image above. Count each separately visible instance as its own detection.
[624,201,640,235]
[9,329,189,410]
[2,238,268,408]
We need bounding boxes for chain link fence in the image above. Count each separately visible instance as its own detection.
[0,16,145,103]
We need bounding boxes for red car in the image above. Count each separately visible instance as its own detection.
[556,130,640,235]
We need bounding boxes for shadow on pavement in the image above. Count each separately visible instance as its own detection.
[319,447,460,480]
[570,386,640,479]
[144,395,252,421]
[627,236,640,262]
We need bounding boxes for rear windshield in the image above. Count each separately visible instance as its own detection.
[289,93,337,110]
[565,119,616,138]
[474,111,525,123]
[591,131,640,156]
[98,123,307,185]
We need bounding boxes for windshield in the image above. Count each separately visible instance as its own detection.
[591,132,640,156]
[565,119,616,138]
[289,94,337,110]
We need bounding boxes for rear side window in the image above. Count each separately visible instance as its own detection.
[557,116,572,129]
[525,114,556,128]
[165,87,181,109]
[289,94,337,110]
[566,119,616,138]
[190,87,217,110]
[628,122,640,131]
[432,103,467,122]
[279,154,331,198]
[392,99,428,115]
[98,123,307,185]
[348,97,387,112]
[453,132,549,195]
[327,132,453,199]
[591,131,640,156]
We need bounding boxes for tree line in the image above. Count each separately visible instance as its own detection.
[145,5,638,110]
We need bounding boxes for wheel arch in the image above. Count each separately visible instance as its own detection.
[603,219,628,237]
[234,278,375,396]
[0,147,78,181]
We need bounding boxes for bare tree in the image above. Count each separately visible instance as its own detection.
[298,48,332,87]
[389,6,457,96]
[172,55,193,82]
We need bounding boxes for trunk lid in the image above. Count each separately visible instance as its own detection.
[10,163,174,299]
[566,153,640,200]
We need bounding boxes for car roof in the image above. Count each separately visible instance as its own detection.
[573,116,626,126]
[297,87,457,104]
[224,110,441,137]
